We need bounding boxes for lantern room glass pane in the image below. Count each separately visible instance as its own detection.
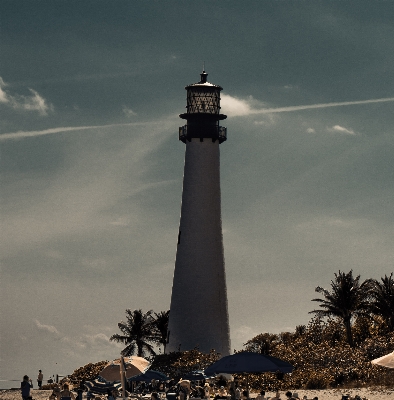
[186,88,220,114]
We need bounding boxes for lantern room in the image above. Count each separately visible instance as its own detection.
[179,70,227,144]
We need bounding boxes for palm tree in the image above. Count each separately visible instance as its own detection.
[368,273,394,332]
[243,333,279,355]
[310,270,370,347]
[110,309,157,357]
[151,310,170,353]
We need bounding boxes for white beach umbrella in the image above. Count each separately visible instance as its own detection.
[99,355,151,381]
[371,351,394,369]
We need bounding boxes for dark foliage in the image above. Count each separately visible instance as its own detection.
[310,270,371,347]
[110,309,157,357]
[241,317,394,391]
[152,310,170,353]
[150,348,220,380]
[367,273,394,332]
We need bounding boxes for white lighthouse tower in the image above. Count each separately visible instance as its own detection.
[166,70,231,356]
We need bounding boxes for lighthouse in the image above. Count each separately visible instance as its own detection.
[166,70,231,356]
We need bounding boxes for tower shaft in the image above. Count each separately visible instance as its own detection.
[167,138,230,355]
[167,70,230,356]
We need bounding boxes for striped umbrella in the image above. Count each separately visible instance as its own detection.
[99,356,151,382]
[372,351,394,369]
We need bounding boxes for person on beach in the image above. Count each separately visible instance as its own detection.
[234,387,241,400]
[49,384,61,400]
[59,382,75,400]
[38,370,43,389]
[151,393,160,400]
[255,390,266,400]
[272,391,281,399]
[214,387,227,400]
[241,390,248,400]
[106,388,118,400]
[21,375,33,400]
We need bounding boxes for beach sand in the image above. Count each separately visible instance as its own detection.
[1,389,393,400]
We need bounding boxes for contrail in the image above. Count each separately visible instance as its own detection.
[2,97,393,141]
[0,121,161,141]
[255,97,394,114]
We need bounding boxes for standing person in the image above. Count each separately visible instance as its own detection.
[204,383,210,399]
[234,387,241,400]
[21,375,33,400]
[59,382,75,400]
[214,387,227,400]
[37,370,43,389]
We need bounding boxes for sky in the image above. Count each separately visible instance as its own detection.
[1,0,394,386]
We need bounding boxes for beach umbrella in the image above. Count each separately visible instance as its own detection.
[99,355,151,382]
[371,351,394,369]
[128,370,170,382]
[205,351,293,375]
[205,352,293,399]
[181,370,215,380]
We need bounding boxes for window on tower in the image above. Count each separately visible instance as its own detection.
[186,89,220,114]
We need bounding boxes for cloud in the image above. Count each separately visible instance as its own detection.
[220,93,394,117]
[81,257,108,272]
[306,128,316,133]
[0,77,8,103]
[34,319,60,335]
[0,121,162,141]
[232,325,260,346]
[122,106,137,117]
[221,94,257,116]
[110,217,130,226]
[33,319,120,358]
[328,125,356,135]
[81,333,114,346]
[0,76,53,115]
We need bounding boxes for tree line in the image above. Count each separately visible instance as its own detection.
[111,270,393,356]
[310,271,393,347]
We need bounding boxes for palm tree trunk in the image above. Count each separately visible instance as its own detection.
[344,317,353,347]
[138,343,143,357]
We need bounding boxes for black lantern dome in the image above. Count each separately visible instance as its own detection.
[179,70,227,144]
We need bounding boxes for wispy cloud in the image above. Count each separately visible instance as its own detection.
[0,78,8,103]
[259,98,394,114]
[221,94,394,117]
[328,125,356,135]
[122,106,137,117]
[0,76,53,115]
[0,121,162,141]
[34,319,60,335]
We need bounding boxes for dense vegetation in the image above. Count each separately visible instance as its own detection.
[70,270,393,390]
[241,316,394,390]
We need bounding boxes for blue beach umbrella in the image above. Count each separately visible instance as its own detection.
[205,351,293,375]
[205,352,293,399]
